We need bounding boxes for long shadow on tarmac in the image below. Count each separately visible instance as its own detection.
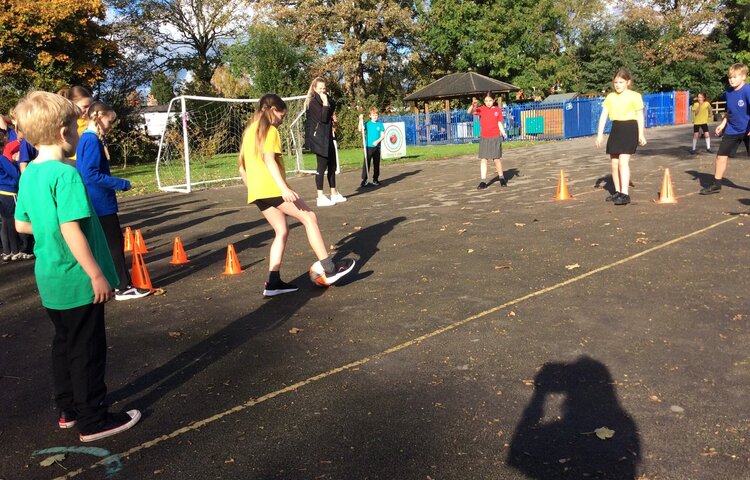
[508,356,640,479]
[109,217,406,411]
[346,169,421,200]
[685,169,750,192]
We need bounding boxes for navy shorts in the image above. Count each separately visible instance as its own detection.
[717,133,750,158]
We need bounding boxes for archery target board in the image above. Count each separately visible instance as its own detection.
[382,122,406,159]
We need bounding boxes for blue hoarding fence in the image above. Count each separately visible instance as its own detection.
[381,91,687,146]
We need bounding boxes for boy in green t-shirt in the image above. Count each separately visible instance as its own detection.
[13,91,141,442]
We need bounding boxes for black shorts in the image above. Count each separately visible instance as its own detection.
[606,120,638,155]
[693,124,709,134]
[253,196,284,211]
[717,133,750,158]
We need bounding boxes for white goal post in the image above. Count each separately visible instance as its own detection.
[155,94,317,193]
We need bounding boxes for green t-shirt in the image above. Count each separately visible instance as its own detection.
[15,160,118,309]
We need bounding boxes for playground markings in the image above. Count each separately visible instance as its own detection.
[52,215,740,480]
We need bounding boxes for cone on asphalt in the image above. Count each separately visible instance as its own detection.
[123,226,133,253]
[555,169,573,200]
[170,236,189,265]
[131,252,153,291]
[134,229,149,254]
[223,244,243,275]
[657,168,677,204]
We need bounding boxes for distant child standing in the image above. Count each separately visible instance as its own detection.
[76,102,150,301]
[358,107,385,187]
[700,63,750,195]
[14,91,141,442]
[596,68,646,205]
[690,92,713,154]
[468,92,508,189]
[239,94,355,296]
[58,86,95,138]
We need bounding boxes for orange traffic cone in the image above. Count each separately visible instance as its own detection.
[131,252,153,291]
[134,229,149,254]
[170,237,189,265]
[555,169,573,200]
[223,244,243,275]
[123,226,133,253]
[657,168,677,204]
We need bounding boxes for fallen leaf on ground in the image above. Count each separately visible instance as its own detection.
[491,210,500,213]
[152,288,166,296]
[289,327,303,334]
[354,226,362,230]
[168,331,182,337]
[565,263,580,270]
[515,223,526,227]
[495,265,512,270]
[649,395,662,402]
[39,454,66,467]
[467,249,474,253]
[458,229,467,234]
[590,243,599,247]
[670,405,685,413]
[595,427,615,440]
[636,237,649,244]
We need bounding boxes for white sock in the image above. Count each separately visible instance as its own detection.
[692,139,697,149]
[706,138,711,149]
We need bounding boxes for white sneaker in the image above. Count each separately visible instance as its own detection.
[316,196,335,207]
[115,286,151,301]
[330,193,347,203]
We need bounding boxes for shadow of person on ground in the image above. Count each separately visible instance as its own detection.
[508,355,640,480]
[348,170,422,199]
[685,170,750,192]
[109,218,402,410]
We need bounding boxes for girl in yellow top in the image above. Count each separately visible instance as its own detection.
[596,69,647,205]
[57,86,94,161]
[238,94,355,296]
[690,92,713,154]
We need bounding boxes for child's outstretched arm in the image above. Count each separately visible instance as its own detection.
[15,219,32,235]
[595,107,609,148]
[60,221,112,303]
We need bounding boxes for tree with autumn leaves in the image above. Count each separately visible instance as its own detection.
[0,0,118,104]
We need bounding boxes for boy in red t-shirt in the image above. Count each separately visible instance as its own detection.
[468,92,508,189]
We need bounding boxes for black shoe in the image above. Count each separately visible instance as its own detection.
[477,181,488,190]
[79,410,141,442]
[360,181,368,188]
[59,409,77,429]
[499,177,507,187]
[371,180,381,186]
[706,148,714,154]
[613,193,631,205]
[263,280,299,297]
[605,192,621,202]
[324,259,356,286]
[689,148,697,155]
[700,183,721,195]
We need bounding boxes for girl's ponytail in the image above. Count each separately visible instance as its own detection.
[253,94,287,158]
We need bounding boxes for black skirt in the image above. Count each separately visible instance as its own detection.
[606,120,638,155]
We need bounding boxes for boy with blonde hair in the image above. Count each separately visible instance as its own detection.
[14,91,141,442]
[701,63,750,194]
[358,106,385,187]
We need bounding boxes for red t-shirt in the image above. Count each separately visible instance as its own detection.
[475,105,504,138]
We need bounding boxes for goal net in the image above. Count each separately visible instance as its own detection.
[155,94,313,193]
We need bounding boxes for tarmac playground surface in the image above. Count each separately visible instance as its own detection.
[1,124,748,480]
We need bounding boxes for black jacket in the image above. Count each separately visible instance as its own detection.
[304,93,337,157]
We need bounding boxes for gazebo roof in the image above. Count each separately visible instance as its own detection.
[404,72,520,102]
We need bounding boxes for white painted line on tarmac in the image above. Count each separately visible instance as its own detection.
[53,215,740,480]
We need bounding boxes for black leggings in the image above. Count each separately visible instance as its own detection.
[98,213,130,290]
[0,195,19,254]
[315,140,337,190]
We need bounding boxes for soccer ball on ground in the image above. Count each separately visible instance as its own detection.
[309,265,332,287]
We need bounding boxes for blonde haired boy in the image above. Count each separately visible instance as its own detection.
[14,91,141,442]
[701,63,750,194]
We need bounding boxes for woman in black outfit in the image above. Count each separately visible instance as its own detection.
[304,77,346,206]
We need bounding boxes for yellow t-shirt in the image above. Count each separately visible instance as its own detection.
[692,102,712,125]
[603,90,644,121]
[241,122,285,204]
[69,118,89,161]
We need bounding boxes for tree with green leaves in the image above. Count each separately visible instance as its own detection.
[223,25,312,97]
[260,0,418,104]
[150,72,177,105]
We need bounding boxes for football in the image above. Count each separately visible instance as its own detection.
[309,266,332,287]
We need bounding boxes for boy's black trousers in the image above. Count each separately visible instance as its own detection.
[47,303,108,432]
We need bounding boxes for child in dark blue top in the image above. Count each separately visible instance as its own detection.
[75,101,150,301]
[701,63,750,194]
[0,130,25,261]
